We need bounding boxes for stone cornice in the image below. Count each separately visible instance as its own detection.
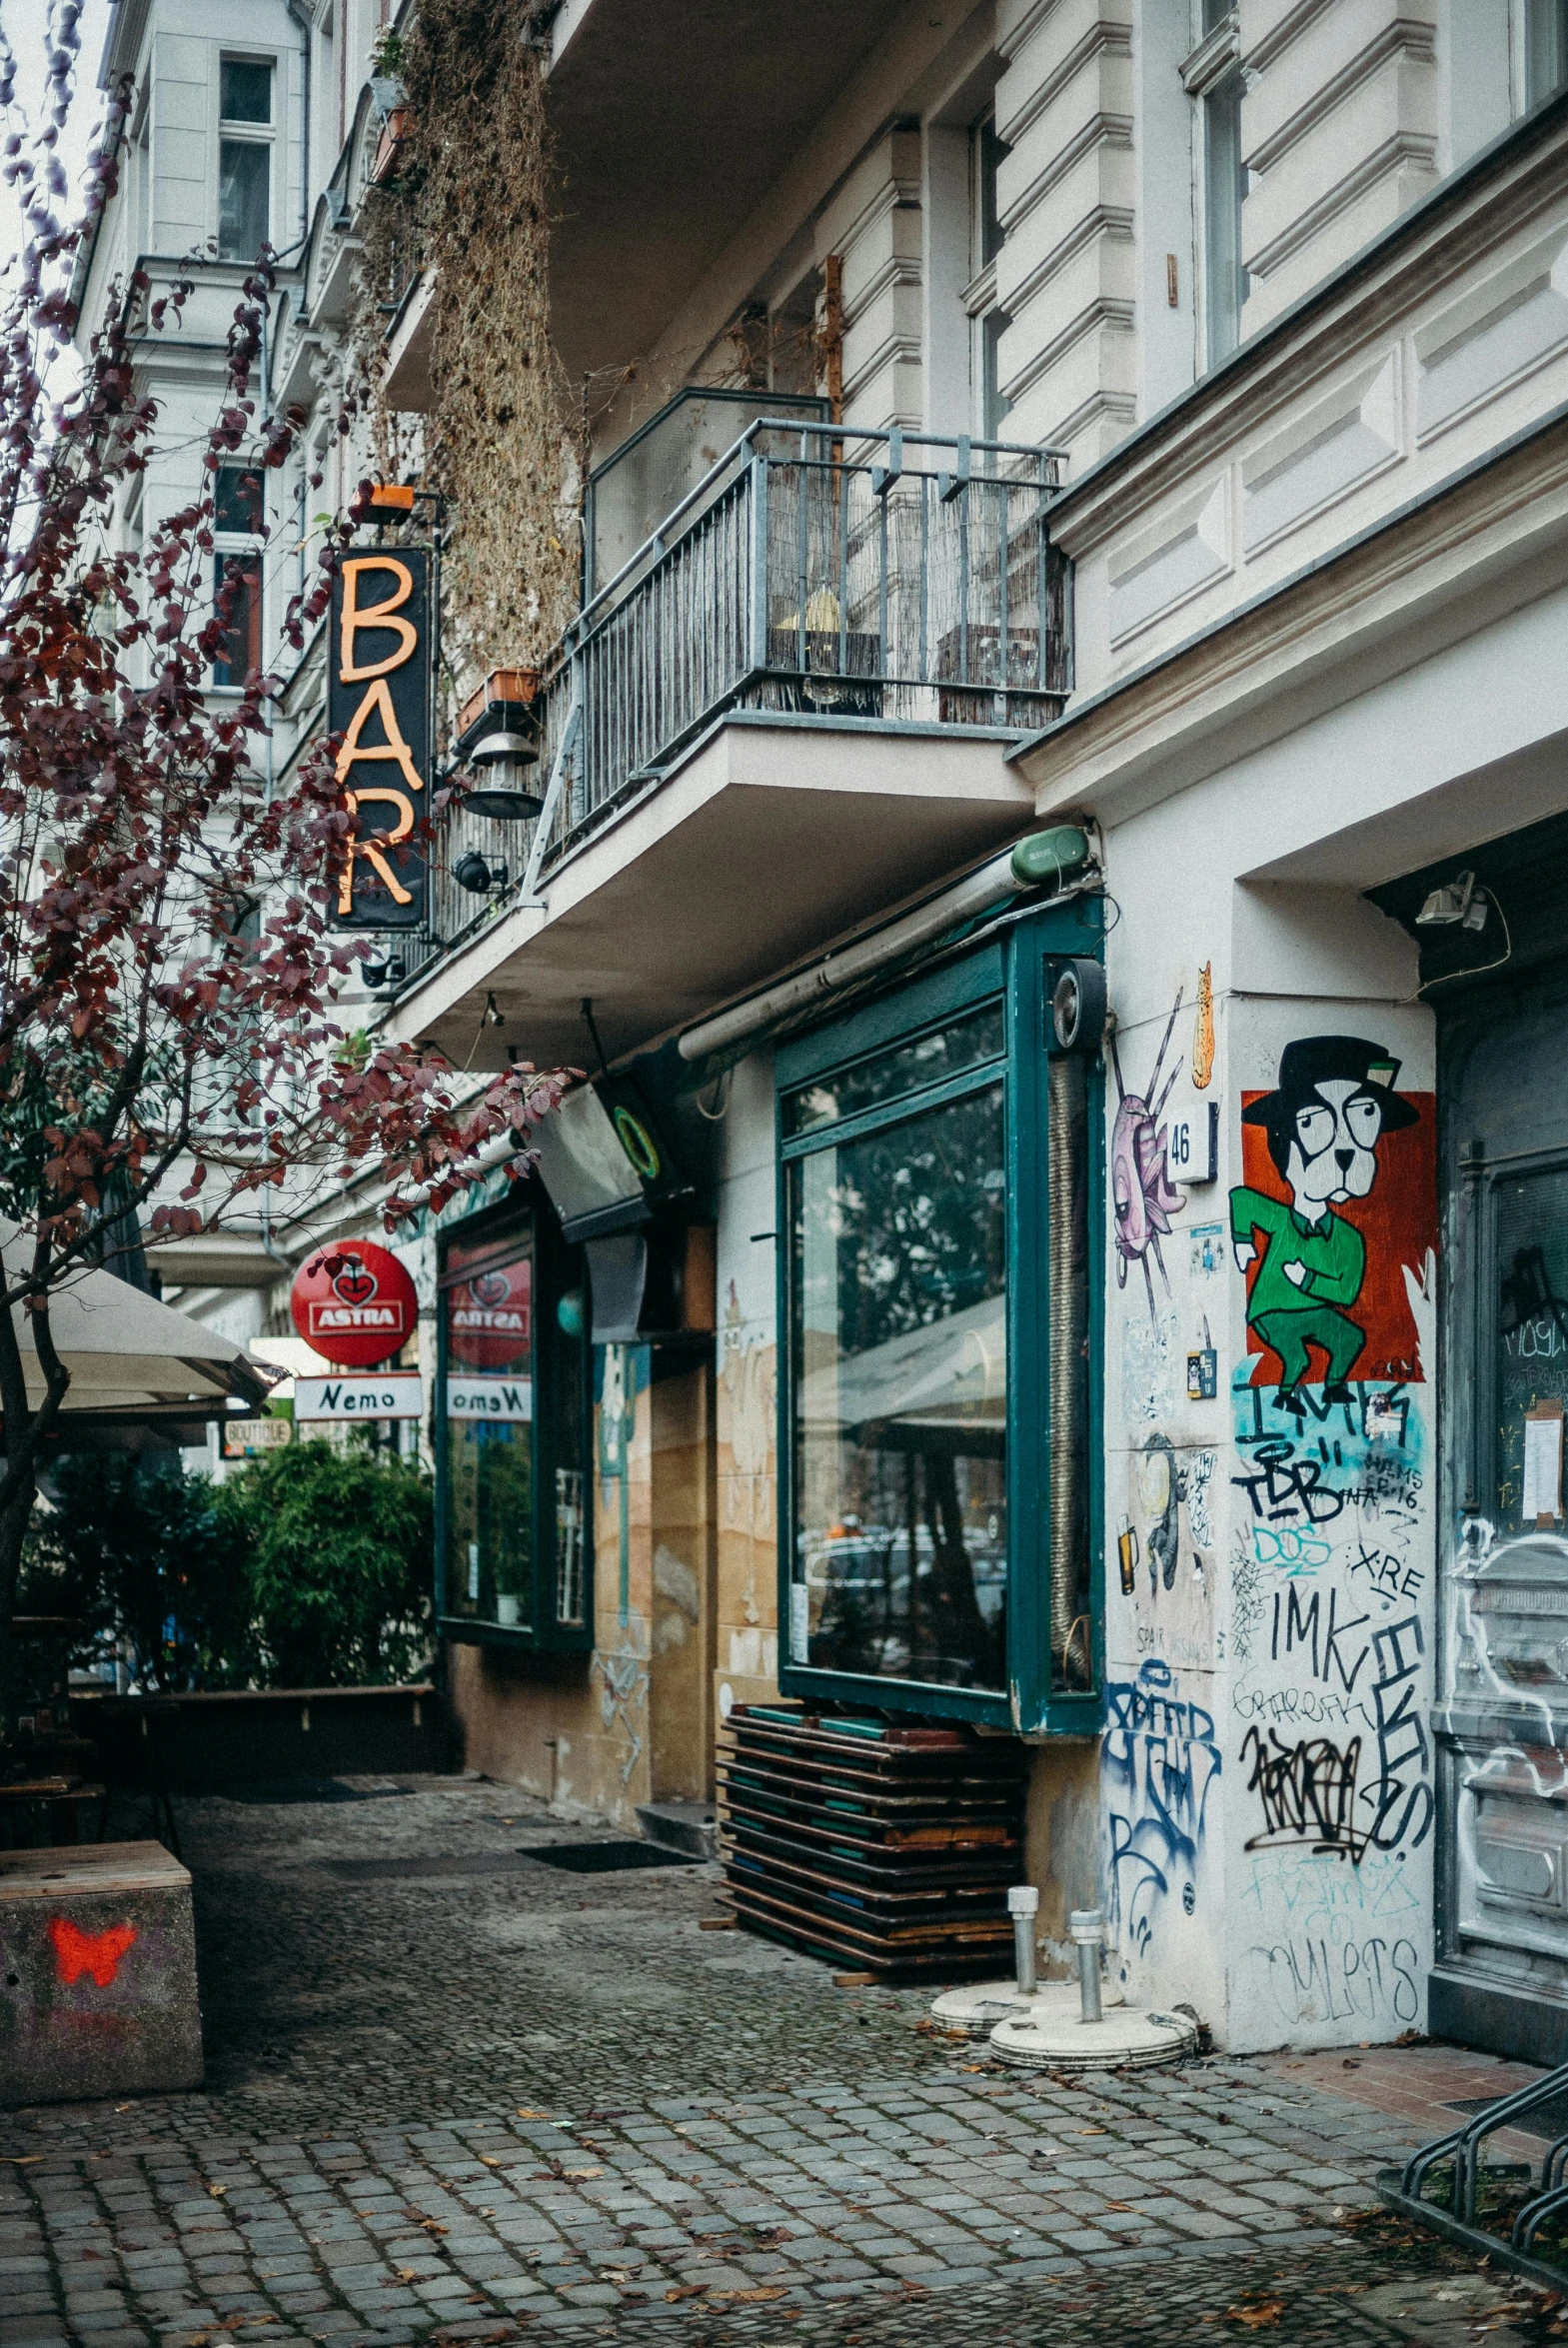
[1016,401,1568,820]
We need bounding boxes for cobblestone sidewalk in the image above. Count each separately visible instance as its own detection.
[0,1778,1557,2347]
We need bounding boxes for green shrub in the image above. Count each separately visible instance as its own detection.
[214,1440,433,1686]
[23,1452,252,1691]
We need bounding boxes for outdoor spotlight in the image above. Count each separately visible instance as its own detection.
[1049,958,1108,1055]
[360,951,405,990]
[454,850,500,894]
[1415,868,1490,931]
[466,729,544,820]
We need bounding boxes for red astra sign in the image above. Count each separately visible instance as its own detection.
[447,1256,532,1369]
[290,1241,418,1367]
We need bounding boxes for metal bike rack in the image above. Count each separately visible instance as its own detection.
[1379,2057,1568,2288]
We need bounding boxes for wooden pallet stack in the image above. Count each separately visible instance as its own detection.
[717,1702,1027,1976]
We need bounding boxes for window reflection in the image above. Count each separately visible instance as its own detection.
[1496,1169,1568,1532]
[791,1079,1008,1691]
[443,1228,534,1628]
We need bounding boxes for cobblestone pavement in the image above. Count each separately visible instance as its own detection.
[0,1777,1561,2347]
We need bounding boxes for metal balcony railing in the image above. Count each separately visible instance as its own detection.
[408,419,1070,986]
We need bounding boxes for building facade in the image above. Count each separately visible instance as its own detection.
[78,0,1568,2060]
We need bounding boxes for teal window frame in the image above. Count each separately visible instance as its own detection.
[434,1185,594,1654]
[775,896,1104,1734]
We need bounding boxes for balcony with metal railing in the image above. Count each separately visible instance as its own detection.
[402,417,1071,1004]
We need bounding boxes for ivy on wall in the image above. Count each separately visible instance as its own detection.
[360,3,580,679]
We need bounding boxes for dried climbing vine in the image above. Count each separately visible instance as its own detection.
[359,2,579,679]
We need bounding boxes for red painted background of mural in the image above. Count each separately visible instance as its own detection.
[1238,1091,1437,1385]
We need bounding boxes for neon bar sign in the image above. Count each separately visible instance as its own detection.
[328,550,431,931]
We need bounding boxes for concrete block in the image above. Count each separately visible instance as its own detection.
[0,1842,202,2104]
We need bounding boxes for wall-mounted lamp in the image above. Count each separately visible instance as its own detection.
[1416,869,1490,932]
[465,730,544,821]
[454,851,509,895]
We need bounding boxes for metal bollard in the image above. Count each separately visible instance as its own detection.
[1007,1884,1039,1997]
[1069,1907,1103,2023]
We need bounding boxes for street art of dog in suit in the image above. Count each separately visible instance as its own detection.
[1229,1037,1420,1392]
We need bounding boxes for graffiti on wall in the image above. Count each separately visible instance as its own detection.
[1101,1010,1438,2039]
[1231,1038,1433,1391]
[1224,1035,1436,2031]
[1102,1657,1222,1956]
[1111,990,1186,1320]
[1115,1434,1218,1671]
[49,1918,136,1987]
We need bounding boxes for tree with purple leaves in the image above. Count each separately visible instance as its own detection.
[0,6,565,1724]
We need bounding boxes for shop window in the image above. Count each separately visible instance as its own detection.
[777,906,1103,1731]
[1494,1164,1568,1529]
[437,1195,591,1646]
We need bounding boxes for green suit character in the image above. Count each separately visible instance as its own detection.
[1229,1187,1366,1386]
[1230,1036,1419,1391]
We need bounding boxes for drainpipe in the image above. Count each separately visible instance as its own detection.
[677,825,1093,1066]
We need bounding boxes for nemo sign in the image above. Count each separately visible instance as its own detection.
[328,550,431,930]
[290,1241,419,1368]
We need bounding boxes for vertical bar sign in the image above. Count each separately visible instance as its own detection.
[328,548,430,930]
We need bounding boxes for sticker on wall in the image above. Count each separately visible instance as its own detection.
[1191,963,1214,1091]
[1111,988,1186,1318]
[1189,1222,1226,1278]
[1230,1037,1435,1390]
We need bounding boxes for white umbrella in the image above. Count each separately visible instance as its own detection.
[2,1223,270,1419]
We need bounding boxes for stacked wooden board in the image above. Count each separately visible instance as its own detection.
[717,1702,1027,1976]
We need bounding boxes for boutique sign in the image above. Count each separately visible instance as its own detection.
[328,549,431,931]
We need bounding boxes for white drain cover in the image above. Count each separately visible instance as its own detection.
[929,1976,1125,2038]
[988,2004,1197,2071]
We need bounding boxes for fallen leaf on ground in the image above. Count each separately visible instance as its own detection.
[715,2287,788,2303]
[1075,2128,1107,2136]
[664,2284,710,2301]
[208,2184,228,2198]
[563,2166,603,2179]
[1227,2298,1285,2330]
[420,2219,449,2234]
[516,2108,546,2118]
[0,2156,40,2165]
[478,2155,501,2167]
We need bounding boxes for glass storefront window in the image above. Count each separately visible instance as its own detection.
[788,1047,1009,1694]
[439,1203,590,1640]
[784,1003,1006,1136]
[779,912,1105,1730]
[443,1222,535,1627]
[1495,1165,1568,1532]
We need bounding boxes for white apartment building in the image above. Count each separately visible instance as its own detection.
[77,0,1568,2060]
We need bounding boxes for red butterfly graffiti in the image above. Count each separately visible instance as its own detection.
[48,1917,137,1987]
